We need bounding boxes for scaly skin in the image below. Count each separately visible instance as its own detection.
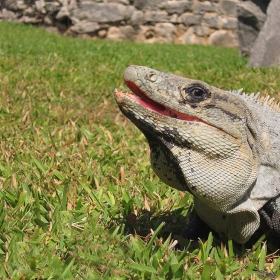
[114,65,280,244]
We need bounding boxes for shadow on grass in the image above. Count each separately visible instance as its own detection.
[122,208,187,239]
[110,208,280,256]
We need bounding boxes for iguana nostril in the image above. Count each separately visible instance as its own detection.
[148,73,157,82]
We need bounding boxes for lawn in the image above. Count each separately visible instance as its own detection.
[0,21,280,279]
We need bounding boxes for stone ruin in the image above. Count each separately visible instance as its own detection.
[0,0,239,47]
[0,0,279,67]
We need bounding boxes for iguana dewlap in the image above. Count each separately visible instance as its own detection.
[114,65,280,244]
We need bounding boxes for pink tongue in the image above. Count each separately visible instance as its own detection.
[130,94,203,122]
[130,94,165,113]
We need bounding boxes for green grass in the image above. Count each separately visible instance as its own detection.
[0,21,280,279]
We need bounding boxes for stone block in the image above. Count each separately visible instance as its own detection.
[69,16,80,25]
[98,29,107,38]
[35,0,46,14]
[2,8,17,21]
[135,23,176,43]
[106,0,130,4]
[136,26,156,42]
[209,29,238,47]
[220,17,237,29]
[130,10,144,26]
[194,1,218,14]
[179,12,201,25]
[166,1,192,15]
[193,25,211,36]
[45,1,61,14]
[144,11,168,23]
[44,14,53,25]
[69,0,78,11]
[71,21,100,33]
[154,22,176,43]
[2,0,18,11]
[107,25,136,40]
[17,1,28,10]
[107,26,121,41]
[23,7,35,16]
[74,3,133,23]
[56,6,70,21]
[133,0,165,11]
[19,16,42,23]
[170,14,179,23]
[202,13,220,29]
[120,25,137,40]
[178,26,208,45]
[126,5,136,20]
[219,0,238,17]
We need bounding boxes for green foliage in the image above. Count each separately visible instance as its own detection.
[0,22,279,279]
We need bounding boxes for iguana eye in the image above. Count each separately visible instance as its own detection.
[183,84,211,102]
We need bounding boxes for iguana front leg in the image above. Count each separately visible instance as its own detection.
[259,196,280,237]
[181,196,280,241]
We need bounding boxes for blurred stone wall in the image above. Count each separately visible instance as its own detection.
[0,0,239,47]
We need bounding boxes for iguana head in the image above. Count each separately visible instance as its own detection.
[116,65,260,155]
[114,65,279,243]
[115,65,259,207]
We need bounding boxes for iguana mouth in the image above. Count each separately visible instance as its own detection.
[124,80,203,122]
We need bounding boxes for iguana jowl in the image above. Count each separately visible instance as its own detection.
[114,65,280,244]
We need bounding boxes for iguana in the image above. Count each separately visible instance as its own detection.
[114,65,280,244]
